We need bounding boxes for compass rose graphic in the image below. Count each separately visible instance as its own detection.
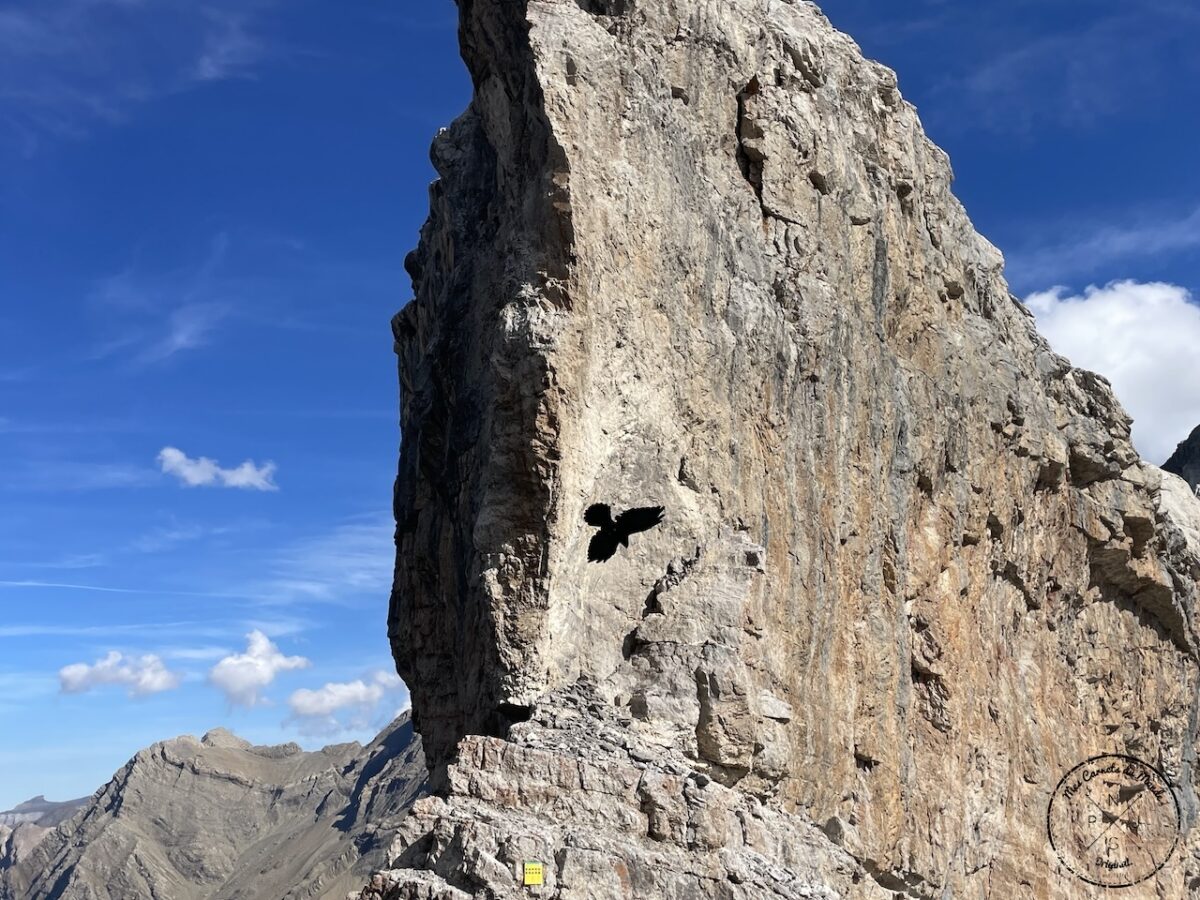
[1048,754,1181,888]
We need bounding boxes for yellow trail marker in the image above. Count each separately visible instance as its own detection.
[523,861,545,886]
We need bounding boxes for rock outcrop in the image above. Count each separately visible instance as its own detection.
[1164,424,1200,495]
[381,0,1200,898]
[361,683,898,900]
[1,716,425,900]
[0,795,89,874]
[0,823,50,873]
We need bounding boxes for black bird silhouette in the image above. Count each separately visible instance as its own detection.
[585,503,664,562]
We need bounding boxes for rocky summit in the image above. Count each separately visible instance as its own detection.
[374,1,1200,898]
[0,716,424,900]
[1164,424,1200,496]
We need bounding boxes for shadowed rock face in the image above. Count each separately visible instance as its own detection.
[0,796,90,873]
[385,1,1200,897]
[0,717,425,900]
[1164,424,1200,494]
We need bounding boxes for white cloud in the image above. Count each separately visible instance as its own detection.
[59,651,180,696]
[289,671,399,717]
[1026,280,1200,463]
[209,630,309,706]
[286,671,405,736]
[158,446,277,491]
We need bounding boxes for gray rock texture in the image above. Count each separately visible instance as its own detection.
[359,683,895,900]
[1164,424,1200,494]
[0,823,50,871]
[0,716,425,900]
[384,1,1200,898]
[0,795,90,870]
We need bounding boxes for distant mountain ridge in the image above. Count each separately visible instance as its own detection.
[1,715,424,900]
[0,795,89,829]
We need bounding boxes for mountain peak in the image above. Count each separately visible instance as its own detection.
[1,717,424,899]
[1163,423,1200,493]
[199,727,250,750]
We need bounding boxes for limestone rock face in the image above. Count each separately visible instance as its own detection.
[1164,424,1200,494]
[387,1,1200,897]
[0,824,49,870]
[360,683,892,900]
[0,716,425,900]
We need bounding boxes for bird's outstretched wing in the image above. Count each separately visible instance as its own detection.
[616,505,665,536]
[584,503,613,527]
[588,530,621,562]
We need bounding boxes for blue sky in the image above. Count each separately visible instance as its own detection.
[1,0,1198,810]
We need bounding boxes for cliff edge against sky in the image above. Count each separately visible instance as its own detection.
[377,1,1200,897]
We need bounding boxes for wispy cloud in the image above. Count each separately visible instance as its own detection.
[0,672,59,706]
[192,8,263,82]
[247,517,393,605]
[0,552,107,570]
[1006,206,1200,288]
[90,233,234,366]
[158,446,278,491]
[0,518,391,607]
[0,580,268,603]
[0,460,158,492]
[59,650,181,697]
[84,231,405,366]
[0,417,143,435]
[158,645,232,662]
[0,366,37,384]
[0,0,274,152]
[0,617,310,641]
[128,523,212,554]
[0,621,208,639]
[209,630,309,707]
[923,1,1200,134]
[137,303,229,363]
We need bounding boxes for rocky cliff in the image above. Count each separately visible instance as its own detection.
[378,1,1200,898]
[0,795,89,875]
[1,716,425,900]
[1165,425,1200,495]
